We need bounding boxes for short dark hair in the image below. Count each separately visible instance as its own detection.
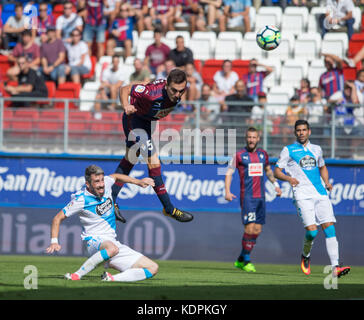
[167,69,187,85]
[85,165,104,184]
[356,68,364,79]
[294,119,310,130]
[246,127,258,135]
[15,2,23,10]
[22,29,32,37]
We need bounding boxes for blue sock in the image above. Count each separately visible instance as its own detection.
[323,225,336,238]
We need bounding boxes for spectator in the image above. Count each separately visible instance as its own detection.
[7,30,40,81]
[307,86,329,136]
[56,1,83,44]
[185,62,203,101]
[64,29,91,84]
[128,0,149,34]
[174,0,200,34]
[40,26,67,85]
[242,58,273,101]
[129,58,151,83]
[144,27,171,75]
[319,0,355,40]
[144,0,176,33]
[4,56,48,108]
[36,2,55,44]
[249,91,273,135]
[104,0,122,23]
[328,80,359,135]
[196,0,223,31]
[106,3,135,58]
[285,95,308,127]
[222,79,254,116]
[94,55,126,117]
[307,86,329,125]
[253,0,287,12]
[354,68,364,104]
[199,83,221,123]
[212,59,239,102]
[2,2,26,50]
[219,0,251,32]
[168,35,194,69]
[156,58,176,80]
[296,78,311,104]
[319,53,345,100]
[83,0,108,59]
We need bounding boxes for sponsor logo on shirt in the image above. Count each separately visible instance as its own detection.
[248,163,263,176]
[299,155,316,170]
[135,85,146,93]
[96,198,113,216]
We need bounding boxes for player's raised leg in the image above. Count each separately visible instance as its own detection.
[146,152,193,222]
[301,225,318,275]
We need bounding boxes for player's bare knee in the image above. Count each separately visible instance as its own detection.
[107,244,119,257]
[149,261,159,276]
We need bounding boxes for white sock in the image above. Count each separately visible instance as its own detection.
[76,249,109,278]
[325,237,339,267]
[112,268,150,282]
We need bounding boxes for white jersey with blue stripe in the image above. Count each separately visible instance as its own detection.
[62,176,116,240]
[276,141,328,200]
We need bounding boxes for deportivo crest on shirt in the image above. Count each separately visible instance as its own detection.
[96,198,113,216]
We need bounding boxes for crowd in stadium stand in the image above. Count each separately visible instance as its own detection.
[0,0,363,140]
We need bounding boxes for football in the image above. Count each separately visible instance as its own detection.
[256,25,281,51]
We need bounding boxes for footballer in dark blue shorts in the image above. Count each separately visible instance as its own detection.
[225,127,282,272]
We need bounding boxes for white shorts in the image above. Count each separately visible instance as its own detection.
[294,198,336,227]
[84,235,143,272]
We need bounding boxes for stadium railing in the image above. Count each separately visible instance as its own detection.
[0,96,363,160]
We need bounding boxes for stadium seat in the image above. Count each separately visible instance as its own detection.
[124,56,135,65]
[321,39,345,59]
[68,111,92,138]
[257,58,281,88]
[57,82,81,98]
[323,33,348,53]
[37,110,64,139]
[284,6,309,27]
[280,59,308,88]
[1,4,15,25]
[218,32,243,51]
[348,33,364,58]
[343,66,357,81]
[194,59,202,74]
[192,31,217,51]
[255,13,279,31]
[215,39,239,60]
[89,111,121,139]
[267,85,294,115]
[0,55,12,82]
[95,56,112,82]
[54,82,82,109]
[79,81,100,111]
[132,30,139,55]
[139,30,154,40]
[189,39,212,60]
[266,32,294,61]
[258,6,283,24]
[232,60,250,78]
[241,39,266,60]
[136,38,154,60]
[307,62,326,87]
[294,32,321,61]
[45,81,56,98]
[201,59,224,86]
[281,7,309,35]
[12,109,39,136]
[166,31,190,46]
[82,56,97,80]
[162,37,176,50]
[119,64,135,85]
[3,109,13,130]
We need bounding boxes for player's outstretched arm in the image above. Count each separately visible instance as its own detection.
[46,210,67,254]
[265,165,282,196]
[110,173,155,188]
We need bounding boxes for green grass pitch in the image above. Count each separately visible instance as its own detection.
[1,255,364,300]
